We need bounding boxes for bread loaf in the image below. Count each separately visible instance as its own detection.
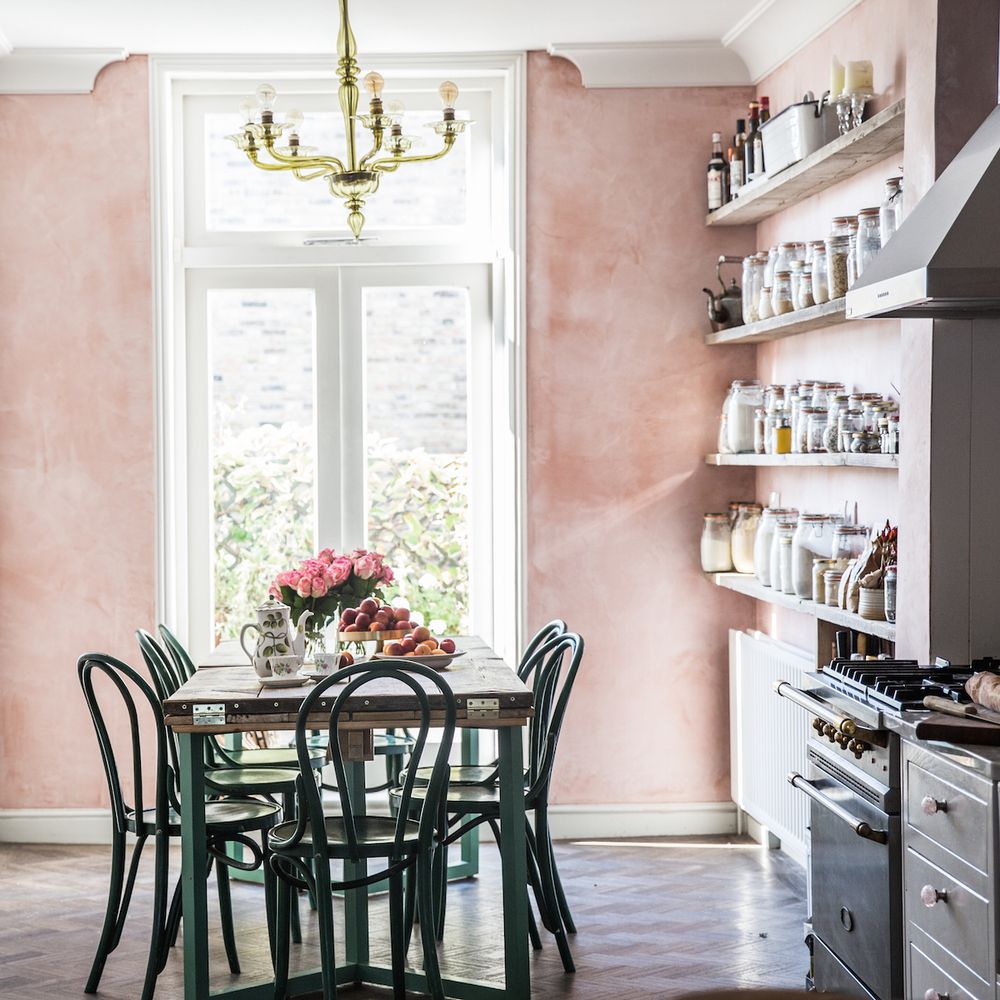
[967,672,1000,713]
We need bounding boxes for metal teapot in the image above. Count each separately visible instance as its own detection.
[703,255,744,332]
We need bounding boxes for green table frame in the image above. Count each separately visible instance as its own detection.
[178,724,530,999]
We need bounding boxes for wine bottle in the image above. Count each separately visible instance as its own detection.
[755,97,770,177]
[745,102,760,180]
[730,118,746,195]
[707,132,726,211]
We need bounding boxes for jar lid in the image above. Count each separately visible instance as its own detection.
[826,234,851,247]
[738,502,763,511]
[858,207,880,218]
[774,269,792,278]
[832,216,851,225]
[778,241,799,250]
[779,536,793,545]
[835,524,869,534]
[824,568,845,579]
[762,285,773,291]
[704,512,730,521]
[799,513,831,522]
[789,260,805,270]
[887,177,902,185]
[731,379,761,387]
[776,519,798,529]
[848,219,859,231]
[810,239,826,249]
[765,507,799,515]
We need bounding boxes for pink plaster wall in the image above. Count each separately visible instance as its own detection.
[0,57,155,809]
[525,52,758,805]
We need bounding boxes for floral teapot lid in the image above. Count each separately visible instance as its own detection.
[255,596,290,617]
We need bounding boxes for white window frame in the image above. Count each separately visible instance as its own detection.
[150,53,526,663]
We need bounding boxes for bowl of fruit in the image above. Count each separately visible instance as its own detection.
[374,627,463,670]
[338,599,415,651]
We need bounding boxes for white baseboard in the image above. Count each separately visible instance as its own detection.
[1,802,738,845]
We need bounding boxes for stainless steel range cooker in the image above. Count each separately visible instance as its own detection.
[775,657,990,1000]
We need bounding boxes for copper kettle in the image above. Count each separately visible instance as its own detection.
[703,255,744,332]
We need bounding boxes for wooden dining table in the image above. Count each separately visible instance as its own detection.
[163,636,534,999]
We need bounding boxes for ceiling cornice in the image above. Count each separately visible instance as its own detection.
[0,47,127,93]
[547,41,750,89]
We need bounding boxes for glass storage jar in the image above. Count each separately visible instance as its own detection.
[856,207,881,279]
[792,514,836,598]
[880,177,903,246]
[831,216,852,237]
[742,256,758,324]
[812,558,834,603]
[755,508,797,585]
[764,246,778,288]
[778,535,795,595]
[886,412,900,454]
[731,503,762,574]
[758,286,774,320]
[847,218,859,287]
[700,513,733,572]
[810,242,829,304]
[885,564,897,623]
[770,518,799,594]
[824,567,845,606]
[789,259,806,309]
[831,525,869,561]
[806,409,828,453]
[774,416,792,454]
[798,268,816,309]
[771,271,794,316]
[826,234,851,299]
[754,407,767,454]
[725,380,763,453]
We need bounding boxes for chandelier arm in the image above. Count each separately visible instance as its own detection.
[358,128,385,169]
[258,140,344,173]
[370,134,456,172]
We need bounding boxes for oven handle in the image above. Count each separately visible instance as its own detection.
[788,772,889,844]
[773,680,858,736]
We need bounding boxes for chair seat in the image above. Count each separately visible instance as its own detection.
[305,732,414,756]
[128,798,281,837]
[221,747,326,770]
[390,783,507,817]
[403,764,527,786]
[269,815,422,858]
[206,766,298,795]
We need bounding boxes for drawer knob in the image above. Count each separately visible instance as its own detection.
[920,884,948,907]
[921,795,948,815]
[924,991,949,1000]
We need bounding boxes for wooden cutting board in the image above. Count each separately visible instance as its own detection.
[915,713,1000,745]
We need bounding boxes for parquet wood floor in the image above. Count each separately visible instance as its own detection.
[0,835,807,999]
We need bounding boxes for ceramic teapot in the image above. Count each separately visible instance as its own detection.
[239,597,313,677]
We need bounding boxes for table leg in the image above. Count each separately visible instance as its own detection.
[343,758,370,971]
[222,733,264,885]
[179,732,210,999]
[454,728,480,878]
[498,725,530,998]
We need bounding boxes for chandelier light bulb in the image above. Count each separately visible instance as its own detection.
[238,97,257,123]
[362,71,385,99]
[438,80,459,109]
[386,99,406,117]
[256,83,277,110]
[285,108,305,133]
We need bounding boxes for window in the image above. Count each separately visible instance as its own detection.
[154,56,523,664]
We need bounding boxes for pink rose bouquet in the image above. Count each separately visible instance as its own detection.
[270,547,394,631]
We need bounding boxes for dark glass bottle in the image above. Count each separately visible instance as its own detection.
[730,118,746,195]
[745,102,761,180]
[707,131,726,211]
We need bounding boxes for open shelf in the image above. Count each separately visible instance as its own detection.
[705,297,846,346]
[710,571,896,641]
[706,452,898,469]
[705,99,905,228]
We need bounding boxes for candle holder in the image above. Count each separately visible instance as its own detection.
[834,92,874,134]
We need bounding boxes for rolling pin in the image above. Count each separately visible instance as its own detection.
[923,695,1000,727]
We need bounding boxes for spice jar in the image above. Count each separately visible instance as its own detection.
[758,286,774,320]
[771,271,794,315]
[887,412,900,454]
[792,514,835,597]
[880,177,903,246]
[824,567,845,606]
[764,246,778,289]
[731,503,762,574]
[885,564,897,623]
[798,268,816,309]
[754,407,767,454]
[826,234,851,298]
[754,507,798,585]
[770,518,798,594]
[847,218,859,288]
[701,513,733,573]
[774,416,792,454]
[725,380,763,453]
[797,406,823,454]
[856,207,881,279]
[806,409,828,452]
[810,242,829,304]
[812,558,833,603]
[831,216,851,237]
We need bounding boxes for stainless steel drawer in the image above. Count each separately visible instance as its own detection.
[909,939,989,1000]
[905,754,991,878]
[905,847,991,985]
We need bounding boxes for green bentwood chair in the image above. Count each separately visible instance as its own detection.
[78,653,281,1000]
[268,660,457,1000]
[394,631,584,973]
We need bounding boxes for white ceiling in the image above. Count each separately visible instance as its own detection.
[0,1,837,58]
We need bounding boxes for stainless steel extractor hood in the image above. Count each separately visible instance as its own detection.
[846,103,1000,319]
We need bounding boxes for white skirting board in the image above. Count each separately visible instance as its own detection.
[0,802,738,845]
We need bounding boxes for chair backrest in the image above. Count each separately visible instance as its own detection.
[158,625,197,684]
[521,632,584,805]
[518,619,567,680]
[136,628,184,700]
[78,653,172,835]
[280,660,456,861]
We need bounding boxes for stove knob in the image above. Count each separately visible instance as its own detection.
[823,723,837,742]
[848,739,868,759]
[920,885,948,907]
[812,718,825,735]
[834,732,850,748]
[924,990,950,1000]
[921,795,948,815]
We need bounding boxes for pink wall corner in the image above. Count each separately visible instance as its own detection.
[525,51,758,806]
[0,56,156,810]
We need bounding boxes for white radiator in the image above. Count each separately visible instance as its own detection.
[729,629,811,864]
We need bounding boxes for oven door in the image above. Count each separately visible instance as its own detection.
[791,770,903,1000]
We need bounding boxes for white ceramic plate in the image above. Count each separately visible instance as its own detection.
[303,670,349,684]
[372,649,467,671]
[259,674,312,688]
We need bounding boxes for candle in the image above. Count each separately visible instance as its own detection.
[844,60,874,95]
[830,56,845,99]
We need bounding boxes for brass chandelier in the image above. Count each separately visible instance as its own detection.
[227,0,471,240]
